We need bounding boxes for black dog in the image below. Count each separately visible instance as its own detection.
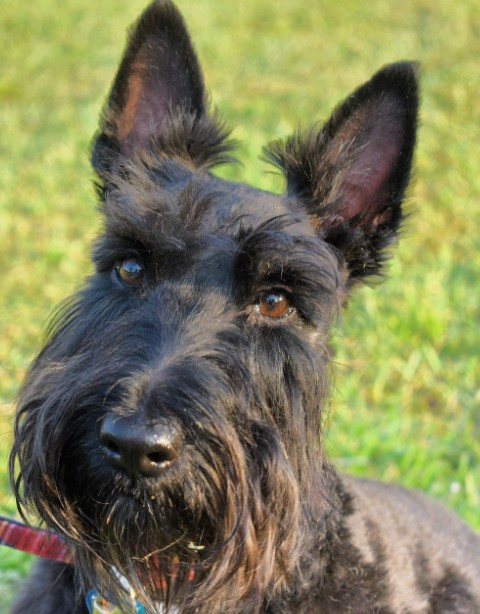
[10,1,480,612]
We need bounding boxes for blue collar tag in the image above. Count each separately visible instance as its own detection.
[86,590,146,614]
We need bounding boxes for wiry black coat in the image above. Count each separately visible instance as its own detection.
[10,2,480,613]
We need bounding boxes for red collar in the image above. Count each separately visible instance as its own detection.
[0,516,71,564]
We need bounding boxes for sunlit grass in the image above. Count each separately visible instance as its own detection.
[1,0,478,604]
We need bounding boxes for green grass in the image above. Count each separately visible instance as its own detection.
[1,0,479,606]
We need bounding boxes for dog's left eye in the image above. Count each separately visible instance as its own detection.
[257,291,292,319]
[115,258,145,288]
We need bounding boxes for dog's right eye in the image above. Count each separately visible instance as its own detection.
[114,258,145,288]
[258,291,292,319]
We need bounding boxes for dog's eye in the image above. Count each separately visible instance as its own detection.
[115,259,145,288]
[257,291,292,319]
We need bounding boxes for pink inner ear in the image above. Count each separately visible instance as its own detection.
[116,71,143,154]
[333,97,405,223]
[117,64,173,158]
[339,137,401,221]
[112,28,200,159]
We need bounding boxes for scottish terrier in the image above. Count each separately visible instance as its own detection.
[10,1,480,613]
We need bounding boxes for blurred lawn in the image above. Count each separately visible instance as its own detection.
[0,0,479,608]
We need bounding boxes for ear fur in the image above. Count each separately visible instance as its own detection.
[267,62,419,284]
[92,0,232,179]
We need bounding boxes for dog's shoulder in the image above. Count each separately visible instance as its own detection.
[342,475,480,612]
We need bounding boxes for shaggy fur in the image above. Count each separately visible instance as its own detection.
[10,2,480,613]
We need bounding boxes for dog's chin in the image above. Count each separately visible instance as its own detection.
[73,496,206,609]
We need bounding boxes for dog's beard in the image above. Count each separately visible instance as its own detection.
[56,422,304,613]
[77,489,204,610]
[66,440,244,610]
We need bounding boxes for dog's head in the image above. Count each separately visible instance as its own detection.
[11,1,418,611]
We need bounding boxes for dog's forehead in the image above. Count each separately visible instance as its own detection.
[191,175,307,232]
[105,165,316,246]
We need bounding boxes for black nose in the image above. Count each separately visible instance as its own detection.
[99,414,183,479]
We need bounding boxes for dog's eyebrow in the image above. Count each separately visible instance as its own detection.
[234,222,341,294]
[100,185,190,251]
[93,231,188,268]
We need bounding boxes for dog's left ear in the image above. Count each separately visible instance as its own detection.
[267,62,419,285]
[92,0,230,179]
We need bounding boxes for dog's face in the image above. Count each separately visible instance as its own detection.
[10,1,418,611]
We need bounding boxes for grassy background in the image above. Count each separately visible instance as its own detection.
[1,0,479,607]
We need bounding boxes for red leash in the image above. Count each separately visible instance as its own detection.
[0,515,71,564]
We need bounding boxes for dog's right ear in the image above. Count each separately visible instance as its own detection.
[92,0,231,179]
[267,63,419,287]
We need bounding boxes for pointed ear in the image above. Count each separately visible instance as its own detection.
[267,62,419,285]
[92,0,231,179]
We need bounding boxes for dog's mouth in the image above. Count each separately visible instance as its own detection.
[130,551,198,595]
[93,485,213,558]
